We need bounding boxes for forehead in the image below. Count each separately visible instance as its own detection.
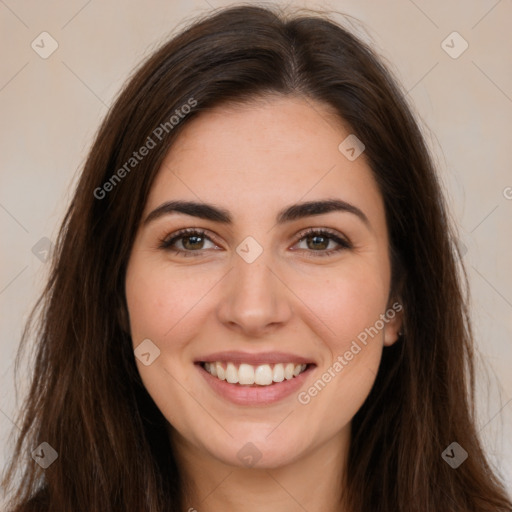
[145,95,384,227]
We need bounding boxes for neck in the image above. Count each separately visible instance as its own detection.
[170,425,351,512]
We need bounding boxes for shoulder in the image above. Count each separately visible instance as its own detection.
[9,489,49,512]
[10,502,47,512]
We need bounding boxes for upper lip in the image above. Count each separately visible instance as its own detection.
[195,351,315,366]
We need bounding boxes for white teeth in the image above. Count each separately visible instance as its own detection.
[254,364,273,386]
[272,363,285,382]
[203,361,308,385]
[225,362,238,384]
[238,363,255,385]
[284,363,295,380]
[216,362,225,380]
[293,364,303,377]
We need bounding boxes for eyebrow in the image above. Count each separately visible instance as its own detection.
[143,198,370,229]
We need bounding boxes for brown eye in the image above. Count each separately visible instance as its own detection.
[181,234,206,250]
[294,228,352,257]
[159,229,218,257]
[305,233,330,250]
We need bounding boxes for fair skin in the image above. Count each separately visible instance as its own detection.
[125,95,403,512]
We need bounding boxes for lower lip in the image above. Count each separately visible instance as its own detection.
[196,363,315,406]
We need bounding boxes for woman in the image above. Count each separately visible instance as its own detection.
[2,4,511,511]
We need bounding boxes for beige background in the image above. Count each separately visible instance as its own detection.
[1,0,511,497]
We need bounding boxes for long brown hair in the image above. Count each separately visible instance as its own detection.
[2,4,511,511]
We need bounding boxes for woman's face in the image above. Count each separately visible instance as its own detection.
[125,95,402,469]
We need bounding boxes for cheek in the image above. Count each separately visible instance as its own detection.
[294,257,390,344]
[292,271,388,436]
[125,257,211,343]
[126,249,391,360]
[125,257,209,429]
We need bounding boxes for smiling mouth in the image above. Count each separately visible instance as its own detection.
[199,361,312,386]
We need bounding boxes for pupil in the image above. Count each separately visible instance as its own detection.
[184,235,203,249]
[309,235,327,250]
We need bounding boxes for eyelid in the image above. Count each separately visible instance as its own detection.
[293,226,351,246]
[159,227,221,250]
[159,226,352,255]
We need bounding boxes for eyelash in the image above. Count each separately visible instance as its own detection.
[158,227,352,258]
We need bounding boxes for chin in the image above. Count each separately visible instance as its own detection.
[205,427,308,469]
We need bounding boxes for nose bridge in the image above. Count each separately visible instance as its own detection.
[216,244,292,334]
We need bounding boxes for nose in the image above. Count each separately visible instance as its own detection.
[216,251,293,338]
